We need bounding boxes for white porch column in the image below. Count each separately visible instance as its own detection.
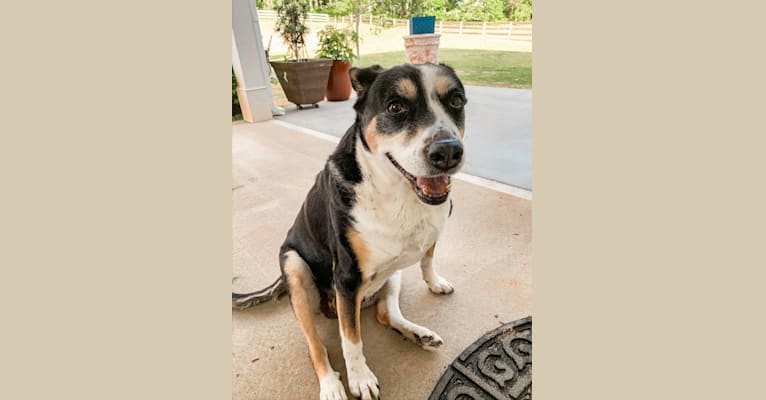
[232,0,284,122]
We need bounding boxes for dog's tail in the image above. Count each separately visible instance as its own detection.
[232,276,286,309]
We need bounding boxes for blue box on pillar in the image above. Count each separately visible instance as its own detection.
[409,16,436,35]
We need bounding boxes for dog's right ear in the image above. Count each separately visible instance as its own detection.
[349,65,385,97]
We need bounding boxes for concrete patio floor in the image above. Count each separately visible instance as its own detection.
[232,120,531,399]
[274,85,532,191]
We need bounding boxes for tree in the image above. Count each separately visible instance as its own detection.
[453,0,506,21]
[346,0,374,62]
[507,0,532,21]
[423,0,460,20]
[275,0,311,61]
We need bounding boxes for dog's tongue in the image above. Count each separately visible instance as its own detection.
[416,175,450,195]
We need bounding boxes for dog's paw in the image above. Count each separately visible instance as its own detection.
[347,363,379,400]
[426,275,454,295]
[319,371,348,400]
[412,328,444,351]
[392,324,444,351]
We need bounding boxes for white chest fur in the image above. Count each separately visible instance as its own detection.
[348,146,451,298]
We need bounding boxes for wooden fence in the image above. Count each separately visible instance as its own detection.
[257,9,329,23]
[438,21,532,42]
[258,10,532,41]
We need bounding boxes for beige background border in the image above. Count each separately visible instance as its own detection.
[534,1,766,398]
[1,1,231,399]
[2,0,765,398]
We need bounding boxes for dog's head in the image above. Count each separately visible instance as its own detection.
[349,63,467,205]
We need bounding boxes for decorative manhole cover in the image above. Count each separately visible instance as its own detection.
[428,316,532,400]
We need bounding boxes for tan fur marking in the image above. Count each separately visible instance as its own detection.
[336,290,362,343]
[396,78,417,99]
[284,259,330,379]
[435,75,454,96]
[347,228,370,274]
[363,116,378,152]
[336,227,368,343]
[426,242,436,258]
[376,300,390,326]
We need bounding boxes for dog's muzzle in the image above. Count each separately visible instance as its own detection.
[386,153,452,205]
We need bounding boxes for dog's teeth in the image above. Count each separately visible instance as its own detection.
[422,187,431,195]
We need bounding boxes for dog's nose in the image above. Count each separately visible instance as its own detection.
[427,139,463,171]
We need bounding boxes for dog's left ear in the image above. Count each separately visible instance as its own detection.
[349,65,385,97]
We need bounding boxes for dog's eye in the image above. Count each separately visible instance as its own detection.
[449,95,465,109]
[387,102,405,114]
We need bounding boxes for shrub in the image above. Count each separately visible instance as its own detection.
[508,0,532,21]
[316,0,352,16]
[422,0,463,20]
[316,26,356,62]
[454,0,506,21]
[232,70,242,120]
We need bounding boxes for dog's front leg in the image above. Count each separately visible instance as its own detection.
[336,283,379,400]
[336,229,379,399]
[376,270,444,351]
[420,242,455,294]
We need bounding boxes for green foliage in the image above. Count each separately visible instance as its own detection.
[449,0,506,21]
[232,70,242,120]
[275,0,311,60]
[371,0,424,18]
[316,25,356,62]
[315,0,352,16]
[291,0,532,22]
[507,0,532,21]
[422,0,459,19]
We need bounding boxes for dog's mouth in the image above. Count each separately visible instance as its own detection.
[386,153,451,205]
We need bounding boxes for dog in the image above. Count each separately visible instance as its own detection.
[233,63,467,400]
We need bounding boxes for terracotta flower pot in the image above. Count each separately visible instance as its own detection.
[325,60,353,102]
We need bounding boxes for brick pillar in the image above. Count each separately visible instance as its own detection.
[403,33,441,64]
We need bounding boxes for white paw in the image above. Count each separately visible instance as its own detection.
[426,275,454,295]
[391,323,444,351]
[346,363,379,400]
[319,371,348,400]
[410,326,444,351]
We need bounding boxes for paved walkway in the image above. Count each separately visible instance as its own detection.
[232,120,531,399]
[275,85,532,190]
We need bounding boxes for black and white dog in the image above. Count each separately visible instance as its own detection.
[233,63,467,400]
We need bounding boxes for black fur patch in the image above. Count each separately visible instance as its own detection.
[279,125,365,297]
[366,65,435,138]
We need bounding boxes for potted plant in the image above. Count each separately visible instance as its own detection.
[270,0,332,109]
[403,15,441,64]
[316,26,356,101]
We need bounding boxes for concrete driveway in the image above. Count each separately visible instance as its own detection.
[232,120,531,399]
[274,85,532,191]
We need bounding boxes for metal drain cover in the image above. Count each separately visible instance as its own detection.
[428,316,532,400]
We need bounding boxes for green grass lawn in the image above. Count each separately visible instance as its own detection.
[234,49,531,120]
[356,49,531,89]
